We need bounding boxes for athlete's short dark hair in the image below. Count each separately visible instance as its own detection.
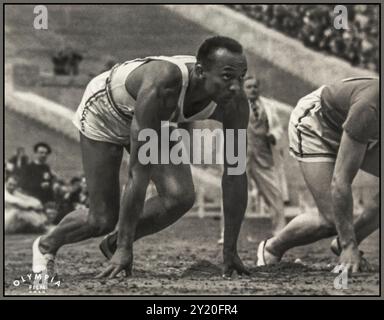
[197,36,243,69]
[33,142,52,154]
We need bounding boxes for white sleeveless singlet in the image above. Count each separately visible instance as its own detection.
[109,55,217,123]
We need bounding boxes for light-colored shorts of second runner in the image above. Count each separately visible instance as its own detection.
[73,70,132,146]
[288,86,341,162]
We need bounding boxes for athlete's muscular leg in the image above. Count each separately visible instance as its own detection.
[105,162,195,250]
[266,162,337,258]
[135,162,196,239]
[354,192,379,245]
[267,146,379,258]
[39,134,123,255]
[353,144,379,245]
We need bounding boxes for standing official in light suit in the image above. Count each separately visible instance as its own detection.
[244,76,286,235]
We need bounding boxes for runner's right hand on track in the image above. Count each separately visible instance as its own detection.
[96,248,133,279]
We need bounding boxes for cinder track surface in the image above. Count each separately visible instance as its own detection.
[5,218,379,296]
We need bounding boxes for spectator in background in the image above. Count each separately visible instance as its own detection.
[5,175,47,234]
[229,4,379,72]
[63,177,82,211]
[52,47,83,76]
[67,48,83,76]
[20,142,54,204]
[243,76,286,236]
[51,178,69,224]
[52,178,66,205]
[5,144,91,227]
[51,176,89,224]
[52,49,70,75]
[44,202,59,227]
[6,147,29,178]
[75,176,89,210]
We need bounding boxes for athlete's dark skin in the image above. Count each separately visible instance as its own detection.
[39,47,250,279]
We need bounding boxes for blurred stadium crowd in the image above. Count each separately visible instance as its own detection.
[229,4,379,72]
[5,143,89,233]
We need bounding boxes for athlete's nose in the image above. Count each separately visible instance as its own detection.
[229,79,241,93]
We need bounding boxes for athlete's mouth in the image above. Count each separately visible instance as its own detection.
[223,91,235,98]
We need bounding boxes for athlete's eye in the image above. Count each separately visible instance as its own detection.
[222,74,233,81]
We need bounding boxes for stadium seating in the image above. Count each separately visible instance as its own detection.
[228,4,379,72]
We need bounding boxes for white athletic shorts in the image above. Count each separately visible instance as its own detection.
[288,86,341,162]
[73,70,132,146]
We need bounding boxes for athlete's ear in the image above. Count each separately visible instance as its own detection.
[195,63,205,79]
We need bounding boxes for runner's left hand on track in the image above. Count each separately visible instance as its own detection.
[223,252,250,279]
[333,244,363,274]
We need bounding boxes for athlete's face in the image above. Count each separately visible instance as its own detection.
[201,48,247,104]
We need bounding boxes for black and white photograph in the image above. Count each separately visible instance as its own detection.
[3,2,380,298]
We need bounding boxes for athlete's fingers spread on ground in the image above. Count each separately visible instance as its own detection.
[345,263,362,275]
[348,260,362,274]
[352,264,360,273]
[222,265,250,279]
[95,265,115,279]
[233,262,248,276]
[234,257,250,276]
[236,264,250,276]
[343,263,352,274]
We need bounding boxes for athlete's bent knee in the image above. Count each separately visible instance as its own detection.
[87,215,116,237]
[166,190,196,213]
[318,218,336,237]
[87,206,118,237]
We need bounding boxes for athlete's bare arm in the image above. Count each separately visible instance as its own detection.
[97,63,181,278]
[215,92,250,277]
[332,131,367,273]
